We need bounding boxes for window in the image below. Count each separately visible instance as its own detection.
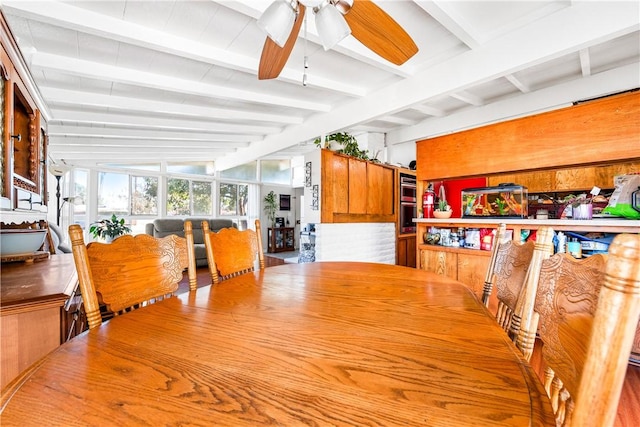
[131,176,158,215]
[101,163,160,172]
[167,178,213,216]
[72,169,88,229]
[193,181,212,216]
[167,178,190,216]
[219,182,248,216]
[261,159,291,185]
[98,172,159,217]
[220,161,257,181]
[167,161,215,176]
[97,172,129,217]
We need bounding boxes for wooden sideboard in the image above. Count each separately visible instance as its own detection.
[0,254,78,390]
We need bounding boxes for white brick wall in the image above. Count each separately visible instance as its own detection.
[315,223,396,264]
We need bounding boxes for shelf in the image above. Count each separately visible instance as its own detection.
[268,227,295,253]
[417,244,492,256]
[414,218,640,234]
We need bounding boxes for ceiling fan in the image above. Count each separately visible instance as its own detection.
[257,0,418,80]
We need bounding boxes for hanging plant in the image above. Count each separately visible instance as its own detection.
[314,132,375,161]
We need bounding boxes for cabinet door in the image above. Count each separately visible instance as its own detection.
[457,252,491,300]
[367,162,394,216]
[285,228,294,250]
[348,158,367,214]
[397,237,408,266]
[397,236,417,268]
[419,249,457,279]
[407,237,416,268]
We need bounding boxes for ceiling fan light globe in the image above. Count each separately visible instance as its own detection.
[298,0,323,7]
[257,0,297,47]
[315,3,351,50]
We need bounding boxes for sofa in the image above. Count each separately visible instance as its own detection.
[145,218,236,267]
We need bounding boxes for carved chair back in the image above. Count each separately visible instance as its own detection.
[69,221,196,329]
[532,234,640,426]
[482,226,554,349]
[202,219,265,284]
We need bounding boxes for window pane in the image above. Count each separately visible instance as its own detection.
[220,161,257,181]
[261,159,291,185]
[193,181,212,216]
[72,169,88,230]
[101,163,160,172]
[238,184,248,216]
[167,178,190,216]
[219,183,237,216]
[131,176,158,215]
[167,162,215,175]
[97,172,129,217]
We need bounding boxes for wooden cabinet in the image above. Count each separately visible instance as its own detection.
[415,218,640,301]
[0,254,78,390]
[397,235,416,268]
[1,14,48,211]
[321,149,395,223]
[418,245,491,300]
[419,246,459,279]
[417,91,640,181]
[268,227,295,253]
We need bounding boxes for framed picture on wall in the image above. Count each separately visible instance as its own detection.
[279,194,290,211]
[305,162,312,187]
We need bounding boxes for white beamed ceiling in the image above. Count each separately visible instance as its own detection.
[1,0,638,170]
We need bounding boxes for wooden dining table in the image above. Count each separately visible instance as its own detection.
[1,262,554,426]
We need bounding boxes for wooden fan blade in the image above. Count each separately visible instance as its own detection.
[258,4,306,80]
[344,0,418,66]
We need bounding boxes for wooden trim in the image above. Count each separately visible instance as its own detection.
[416,91,640,181]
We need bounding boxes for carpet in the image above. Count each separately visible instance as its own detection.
[265,251,299,264]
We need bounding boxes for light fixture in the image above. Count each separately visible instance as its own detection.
[48,163,72,226]
[257,0,298,47]
[314,0,351,50]
[48,163,71,177]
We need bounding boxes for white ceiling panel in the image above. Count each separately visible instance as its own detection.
[0,0,637,168]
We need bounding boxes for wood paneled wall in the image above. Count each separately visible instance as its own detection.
[416,91,640,182]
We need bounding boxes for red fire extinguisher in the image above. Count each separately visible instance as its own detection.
[422,183,435,218]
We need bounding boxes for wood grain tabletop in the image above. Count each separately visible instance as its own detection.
[1,262,554,426]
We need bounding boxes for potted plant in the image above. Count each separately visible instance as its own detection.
[434,199,453,219]
[263,191,279,228]
[89,214,131,242]
[434,185,453,218]
[314,132,376,162]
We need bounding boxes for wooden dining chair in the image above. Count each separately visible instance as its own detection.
[482,225,554,348]
[531,234,640,427]
[69,221,197,329]
[202,219,265,284]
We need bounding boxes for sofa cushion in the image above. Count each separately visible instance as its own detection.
[146,218,237,267]
[152,219,186,239]
[186,218,211,244]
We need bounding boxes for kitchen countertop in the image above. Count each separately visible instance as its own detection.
[414,218,640,233]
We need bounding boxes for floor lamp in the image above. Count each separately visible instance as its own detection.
[48,164,72,226]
